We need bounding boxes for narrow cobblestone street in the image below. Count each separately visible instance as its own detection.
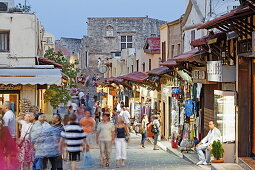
[63,134,201,170]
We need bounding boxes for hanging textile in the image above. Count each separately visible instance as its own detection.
[184,100,196,117]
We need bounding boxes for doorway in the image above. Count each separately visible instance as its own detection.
[163,102,166,138]
[0,91,19,116]
[168,97,172,138]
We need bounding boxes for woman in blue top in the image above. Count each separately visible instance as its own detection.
[115,117,130,168]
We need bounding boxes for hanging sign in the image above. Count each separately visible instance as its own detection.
[207,61,236,82]
[192,67,206,83]
[0,85,22,90]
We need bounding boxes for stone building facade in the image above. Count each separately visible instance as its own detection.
[55,37,81,63]
[79,17,166,70]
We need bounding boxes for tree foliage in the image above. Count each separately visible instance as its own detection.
[44,85,71,109]
[44,48,80,87]
[43,48,79,108]
[16,3,31,13]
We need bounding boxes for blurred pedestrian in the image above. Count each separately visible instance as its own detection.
[38,113,51,129]
[67,106,74,115]
[78,91,85,101]
[94,101,101,125]
[148,115,160,150]
[2,101,16,139]
[76,104,85,122]
[140,114,149,148]
[30,115,56,170]
[80,109,96,146]
[0,121,20,170]
[60,114,87,170]
[17,113,33,170]
[96,113,115,168]
[42,114,64,170]
[115,117,129,168]
[119,107,130,125]
[93,95,97,102]
[86,93,90,105]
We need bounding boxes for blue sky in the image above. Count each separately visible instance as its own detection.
[16,0,186,39]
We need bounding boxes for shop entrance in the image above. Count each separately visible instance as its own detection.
[168,97,172,138]
[252,59,255,156]
[163,102,166,138]
[238,57,254,157]
[0,90,19,116]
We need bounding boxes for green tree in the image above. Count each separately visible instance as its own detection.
[43,48,79,108]
[44,85,71,109]
[16,3,31,13]
[44,48,80,87]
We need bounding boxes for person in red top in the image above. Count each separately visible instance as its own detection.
[80,109,96,146]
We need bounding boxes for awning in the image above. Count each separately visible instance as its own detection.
[0,69,62,85]
[122,72,148,82]
[174,48,200,61]
[197,5,252,30]
[147,67,169,75]
[38,57,63,68]
[190,36,208,47]
[160,59,178,67]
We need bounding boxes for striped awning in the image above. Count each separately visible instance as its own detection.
[0,69,62,85]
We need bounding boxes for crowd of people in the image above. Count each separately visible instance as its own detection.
[0,98,135,170]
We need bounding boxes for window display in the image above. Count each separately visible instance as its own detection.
[214,90,236,143]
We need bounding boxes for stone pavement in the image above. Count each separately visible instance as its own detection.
[63,134,202,170]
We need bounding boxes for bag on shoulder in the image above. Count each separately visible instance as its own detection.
[151,125,159,134]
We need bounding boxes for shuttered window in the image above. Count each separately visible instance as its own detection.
[0,32,10,52]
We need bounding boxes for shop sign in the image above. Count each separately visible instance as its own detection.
[207,61,236,82]
[0,85,22,90]
[192,67,206,83]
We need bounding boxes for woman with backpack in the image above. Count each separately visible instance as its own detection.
[149,115,160,150]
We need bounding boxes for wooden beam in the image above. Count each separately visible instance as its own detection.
[229,24,247,36]
[216,26,228,32]
[232,22,252,35]
[247,0,255,12]
[234,20,255,32]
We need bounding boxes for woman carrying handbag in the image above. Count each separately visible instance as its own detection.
[115,117,130,168]
[17,113,34,170]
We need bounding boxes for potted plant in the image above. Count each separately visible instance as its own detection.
[211,140,224,163]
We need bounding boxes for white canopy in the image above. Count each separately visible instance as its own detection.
[0,69,62,85]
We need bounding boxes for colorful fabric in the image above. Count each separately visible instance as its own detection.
[184,100,196,117]
[18,139,33,165]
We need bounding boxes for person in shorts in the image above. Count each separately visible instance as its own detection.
[96,113,115,168]
[60,114,86,170]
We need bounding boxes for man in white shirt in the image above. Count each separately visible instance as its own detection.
[78,91,85,100]
[196,121,221,165]
[2,101,16,139]
[119,107,130,124]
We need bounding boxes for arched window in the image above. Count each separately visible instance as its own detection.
[0,2,8,11]
[106,25,114,37]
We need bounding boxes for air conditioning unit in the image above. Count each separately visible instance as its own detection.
[0,2,8,12]
[0,0,15,12]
